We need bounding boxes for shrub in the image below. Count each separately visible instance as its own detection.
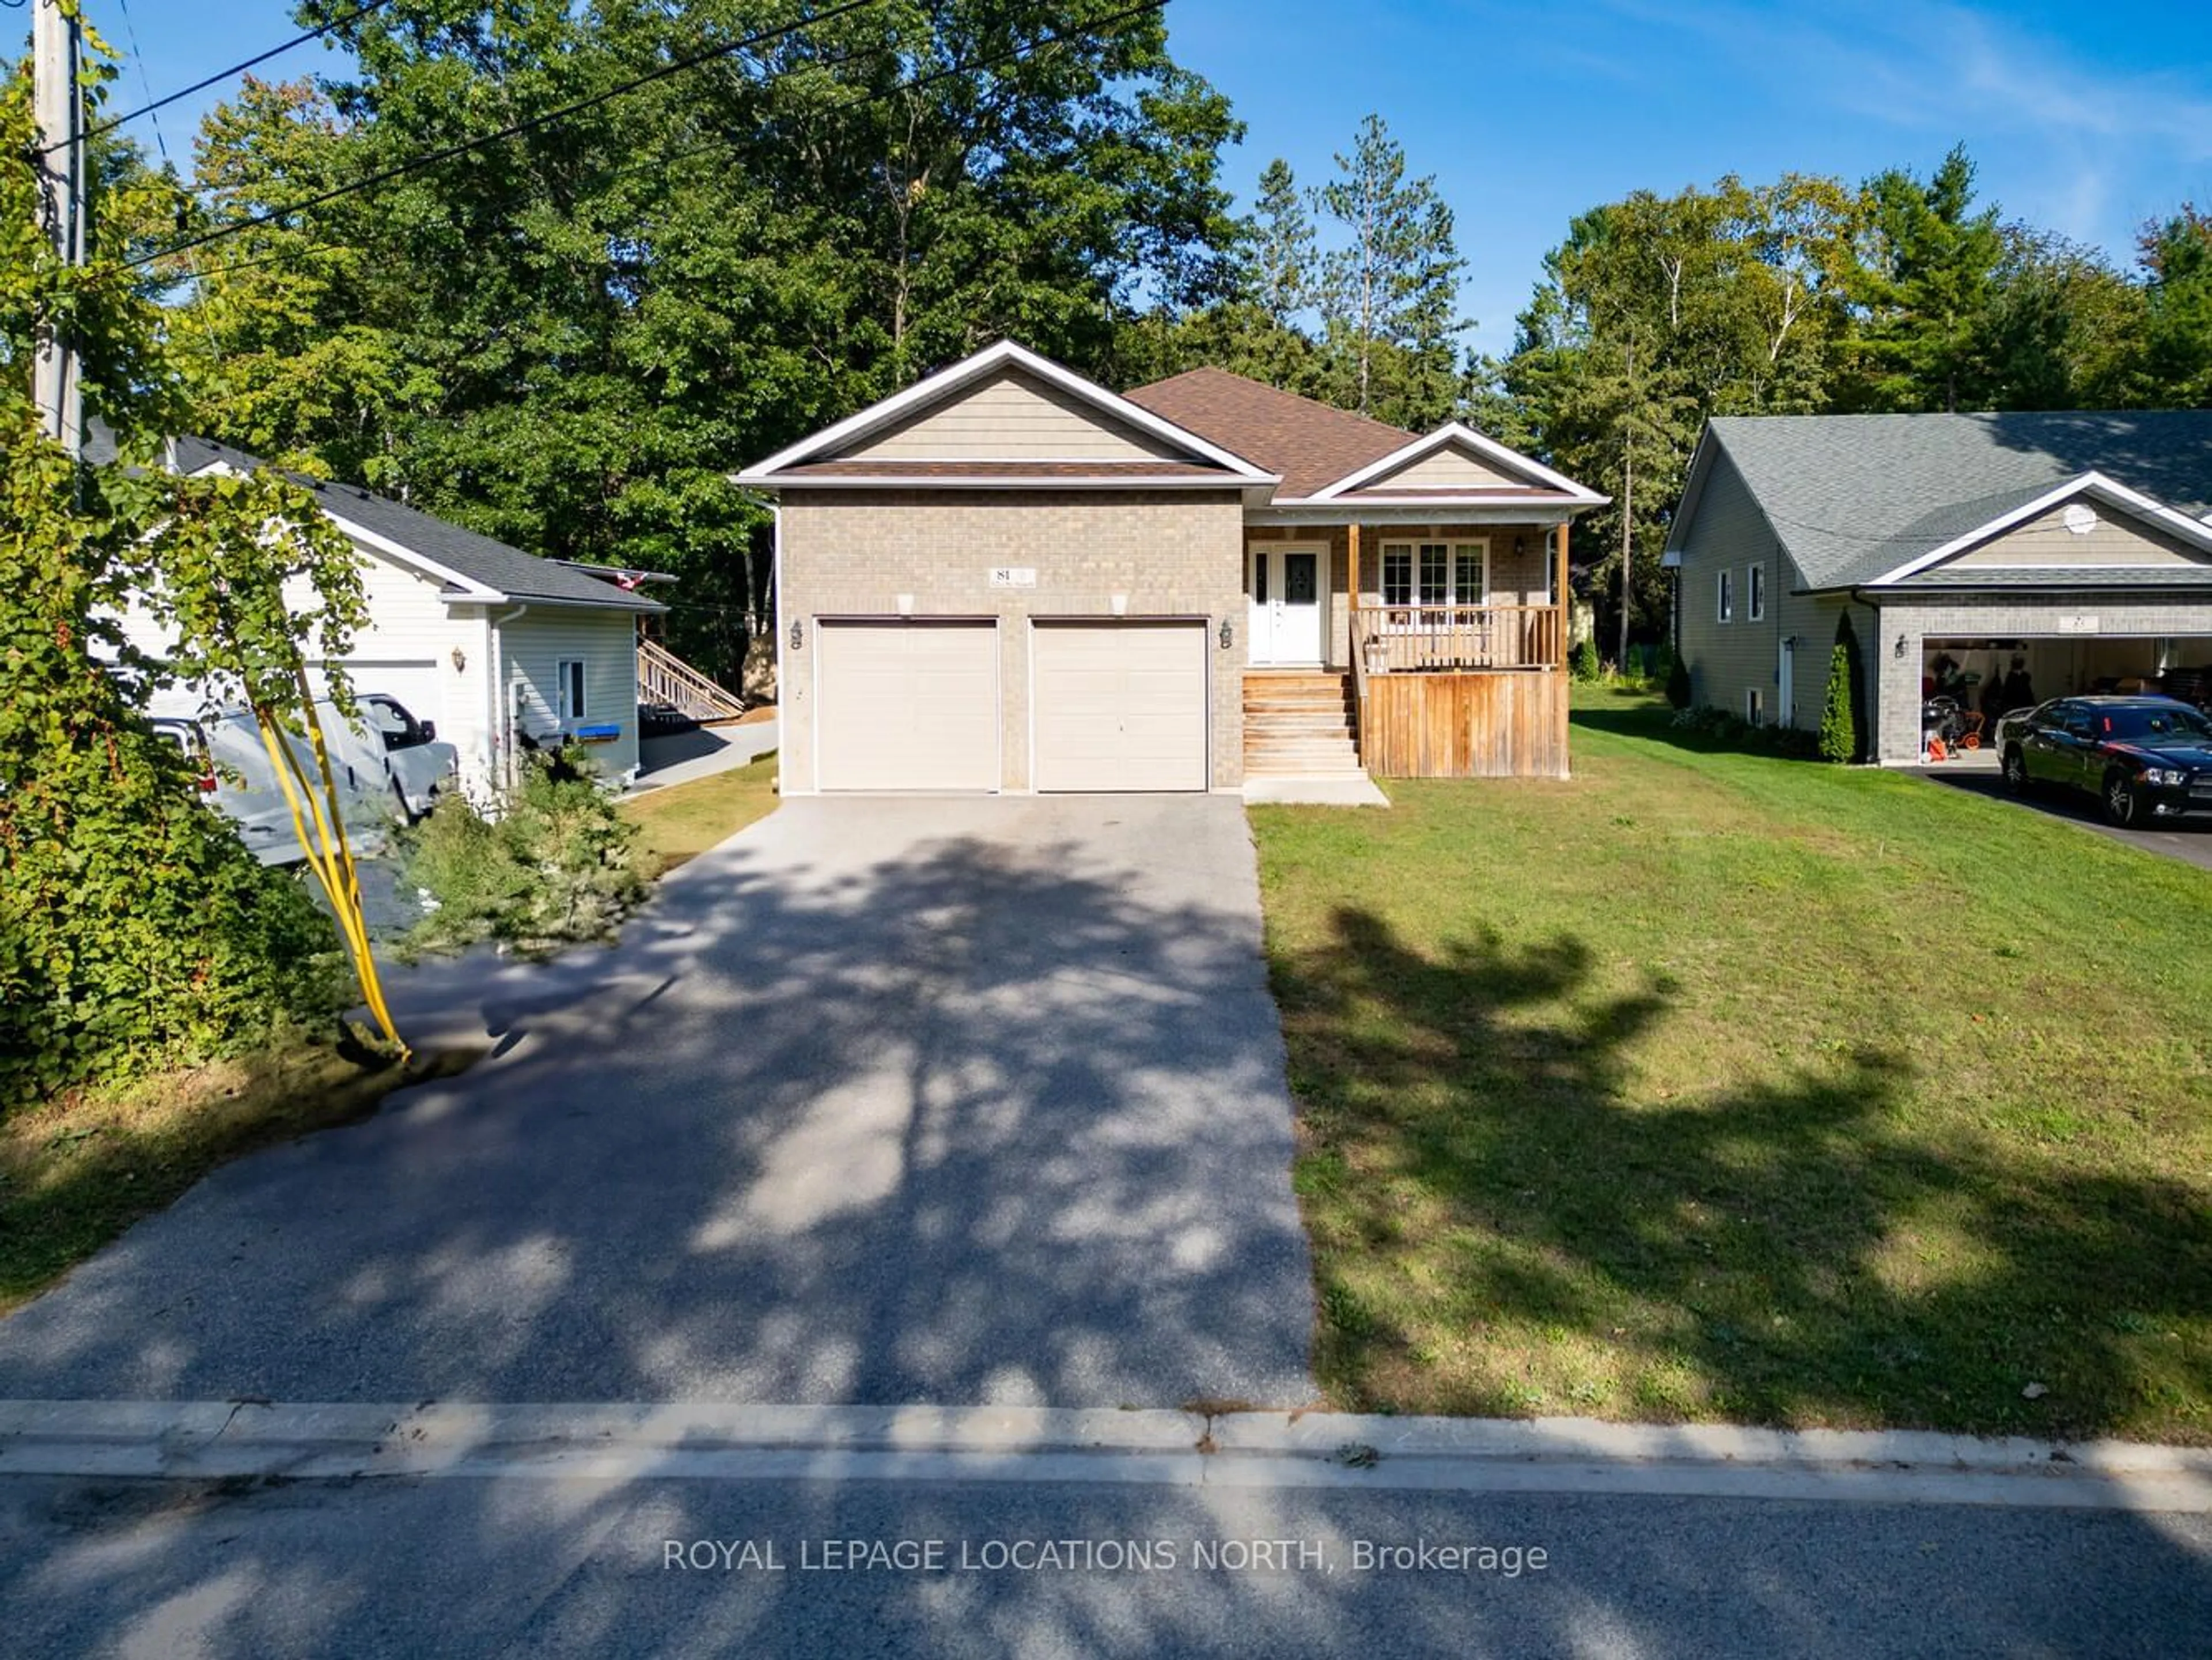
[399,748,649,957]
[1569,638,1602,682]
[1818,637,1857,763]
[0,705,344,1105]
[1665,651,1693,709]
[1668,702,1822,761]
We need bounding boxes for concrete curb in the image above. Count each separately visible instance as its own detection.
[3,1400,2210,1510]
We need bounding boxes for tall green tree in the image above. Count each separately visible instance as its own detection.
[2133,206,2212,405]
[172,0,1244,682]
[1315,113,1468,427]
[2,35,366,1098]
[1846,145,2006,411]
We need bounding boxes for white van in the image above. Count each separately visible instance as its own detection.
[147,694,459,867]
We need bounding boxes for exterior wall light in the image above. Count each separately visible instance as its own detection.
[1218,618,1233,651]
[450,645,467,674]
[1893,633,1907,659]
[790,618,805,651]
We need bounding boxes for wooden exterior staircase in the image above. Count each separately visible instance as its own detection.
[638,637,747,724]
[1243,671,1363,778]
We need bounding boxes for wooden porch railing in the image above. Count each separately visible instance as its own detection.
[638,637,747,723]
[1352,604,1565,674]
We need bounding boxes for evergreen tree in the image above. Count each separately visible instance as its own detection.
[1819,610,1866,763]
[1846,146,2006,411]
[1315,114,1469,426]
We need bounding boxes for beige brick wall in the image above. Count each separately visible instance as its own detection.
[779,489,1248,792]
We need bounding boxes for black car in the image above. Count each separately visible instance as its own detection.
[2001,695,2212,826]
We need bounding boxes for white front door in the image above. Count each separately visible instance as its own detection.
[1778,637,1796,728]
[1247,546,1326,665]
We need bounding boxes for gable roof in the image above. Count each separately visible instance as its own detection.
[1309,421,1608,504]
[92,429,662,612]
[735,341,1277,487]
[1120,368,1414,499]
[1672,411,2212,591]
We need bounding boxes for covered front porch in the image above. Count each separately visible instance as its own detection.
[1242,519,1574,780]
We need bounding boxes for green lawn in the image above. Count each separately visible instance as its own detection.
[620,750,781,876]
[2,1038,471,1314]
[1251,687,2212,1442]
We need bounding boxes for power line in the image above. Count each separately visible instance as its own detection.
[130,0,899,268]
[53,0,400,153]
[154,0,1169,283]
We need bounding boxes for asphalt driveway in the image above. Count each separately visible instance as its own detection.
[0,797,1315,1409]
[1911,765,2212,872]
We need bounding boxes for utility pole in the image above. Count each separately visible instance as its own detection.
[32,0,86,457]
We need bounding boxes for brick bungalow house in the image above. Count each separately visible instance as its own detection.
[734,341,1606,794]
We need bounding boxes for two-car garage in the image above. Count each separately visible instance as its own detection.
[813,619,1210,793]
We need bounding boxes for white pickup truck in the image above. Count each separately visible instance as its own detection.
[148,693,459,867]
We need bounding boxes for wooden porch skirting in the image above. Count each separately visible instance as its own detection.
[1359,670,1569,779]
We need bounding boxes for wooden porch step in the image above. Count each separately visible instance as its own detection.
[1244,667,1363,776]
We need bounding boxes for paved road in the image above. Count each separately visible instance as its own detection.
[3,1468,2206,1658]
[0,797,1313,1409]
[1911,766,2212,872]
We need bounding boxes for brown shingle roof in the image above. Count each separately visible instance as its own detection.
[779,459,1234,481]
[1122,368,1415,498]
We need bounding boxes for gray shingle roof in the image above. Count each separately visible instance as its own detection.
[1696,411,2212,589]
[88,426,660,612]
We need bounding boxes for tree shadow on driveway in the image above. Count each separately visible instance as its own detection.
[0,799,1315,1411]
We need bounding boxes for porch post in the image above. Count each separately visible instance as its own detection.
[1347,521,1361,664]
[1554,522,1570,664]
[1554,522,1571,778]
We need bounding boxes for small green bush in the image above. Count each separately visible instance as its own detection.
[399,748,649,958]
[1818,638,1857,763]
[1569,638,1602,682]
[1664,651,1692,709]
[1668,703,1820,760]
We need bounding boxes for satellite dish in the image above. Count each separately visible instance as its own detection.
[2063,503,2099,535]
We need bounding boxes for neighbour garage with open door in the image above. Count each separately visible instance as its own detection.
[1031,619,1209,792]
[815,619,1000,791]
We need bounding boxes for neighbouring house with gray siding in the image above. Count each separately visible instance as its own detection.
[105,433,663,795]
[1664,412,2212,763]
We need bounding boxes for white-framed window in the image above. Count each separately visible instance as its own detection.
[1748,562,1767,622]
[1382,546,1412,607]
[1745,687,1764,726]
[1382,540,1489,612]
[1717,569,1734,623]
[556,659,586,722]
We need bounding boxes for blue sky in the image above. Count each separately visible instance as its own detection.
[39,0,2212,355]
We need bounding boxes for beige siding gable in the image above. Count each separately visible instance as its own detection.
[840,369,1188,462]
[1353,441,1528,493]
[1942,502,2212,571]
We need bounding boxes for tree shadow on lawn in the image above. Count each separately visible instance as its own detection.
[1281,905,2212,1440]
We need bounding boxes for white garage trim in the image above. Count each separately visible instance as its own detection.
[1029,618,1210,793]
[815,618,1002,792]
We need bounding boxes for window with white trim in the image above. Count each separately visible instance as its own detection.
[1382,547,1412,606]
[1717,569,1734,623]
[1382,540,1490,611]
[1748,562,1766,622]
[1745,687,1764,726]
[556,659,586,722]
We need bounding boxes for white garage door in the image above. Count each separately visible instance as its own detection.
[817,621,999,791]
[1032,621,1208,792]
